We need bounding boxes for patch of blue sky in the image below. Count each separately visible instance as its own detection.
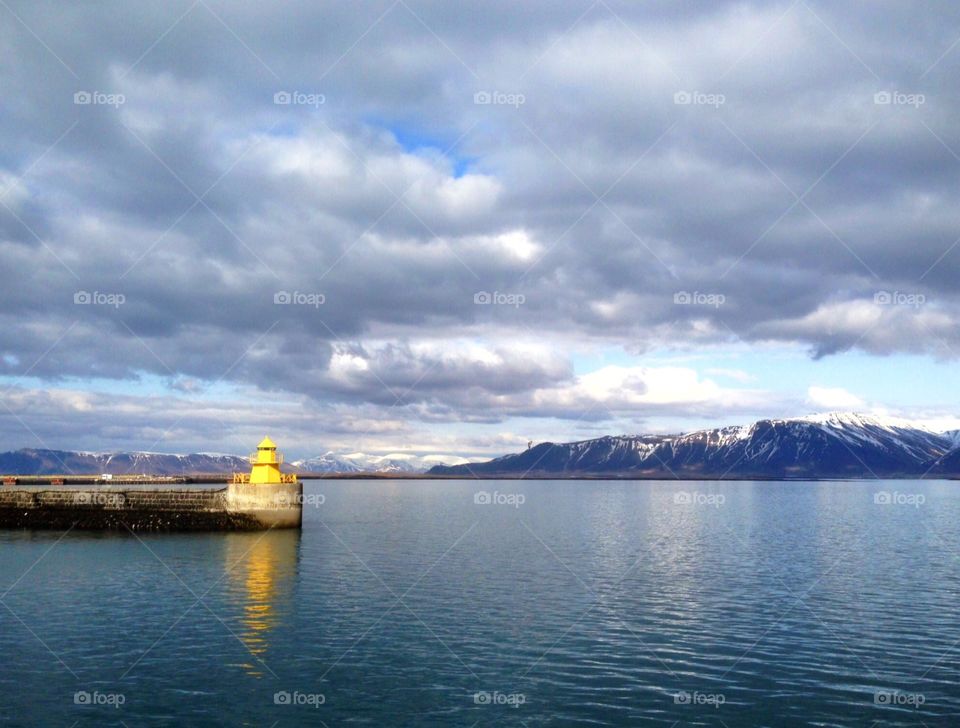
[0,373,250,401]
[367,118,475,176]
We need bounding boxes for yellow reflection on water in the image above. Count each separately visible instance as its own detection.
[224,530,299,677]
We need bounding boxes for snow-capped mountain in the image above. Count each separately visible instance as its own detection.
[8,413,959,479]
[428,413,960,479]
[291,452,427,474]
[942,429,960,449]
[0,449,251,476]
[290,452,365,473]
[0,447,434,476]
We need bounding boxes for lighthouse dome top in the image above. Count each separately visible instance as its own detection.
[257,436,277,449]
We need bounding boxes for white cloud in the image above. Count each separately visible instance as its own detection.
[762,300,957,357]
[807,386,865,410]
[481,229,541,262]
[704,368,755,383]
[530,365,771,415]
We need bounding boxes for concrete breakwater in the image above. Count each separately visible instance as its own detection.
[0,481,303,531]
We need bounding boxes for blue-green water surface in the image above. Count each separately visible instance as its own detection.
[1,479,958,726]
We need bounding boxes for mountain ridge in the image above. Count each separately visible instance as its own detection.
[0,448,435,476]
[428,412,960,479]
[5,413,959,479]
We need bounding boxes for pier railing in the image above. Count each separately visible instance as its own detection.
[232,472,297,484]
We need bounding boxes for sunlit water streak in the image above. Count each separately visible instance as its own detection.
[0,479,958,726]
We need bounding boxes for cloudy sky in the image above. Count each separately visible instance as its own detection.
[2,0,960,462]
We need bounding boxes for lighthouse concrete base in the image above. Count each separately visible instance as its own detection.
[225,481,303,529]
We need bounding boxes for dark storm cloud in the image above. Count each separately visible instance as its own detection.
[3,0,960,435]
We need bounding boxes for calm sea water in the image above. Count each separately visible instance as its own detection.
[1,479,958,726]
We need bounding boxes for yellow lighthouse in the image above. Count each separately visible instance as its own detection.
[234,436,297,484]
